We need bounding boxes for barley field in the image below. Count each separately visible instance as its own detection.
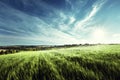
[0,45,120,80]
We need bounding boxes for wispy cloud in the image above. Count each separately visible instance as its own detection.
[0,1,80,45]
[73,0,107,31]
[2,0,120,45]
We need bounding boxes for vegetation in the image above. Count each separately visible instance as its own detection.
[0,44,120,80]
[0,44,82,54]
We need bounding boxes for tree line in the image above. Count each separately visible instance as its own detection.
[0,44,97,55]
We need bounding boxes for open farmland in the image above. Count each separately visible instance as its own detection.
[0,45,120,80]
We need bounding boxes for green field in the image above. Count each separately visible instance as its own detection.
[0,45,120,80]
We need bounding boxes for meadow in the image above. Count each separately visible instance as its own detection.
[0,44,120,80]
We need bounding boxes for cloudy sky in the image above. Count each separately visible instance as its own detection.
[0,0,120,45]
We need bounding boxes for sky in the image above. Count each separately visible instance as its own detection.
[0,0,120,45]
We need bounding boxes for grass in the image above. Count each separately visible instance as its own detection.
[0,45,120,80]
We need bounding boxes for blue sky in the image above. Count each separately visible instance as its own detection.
[0,0,120,45]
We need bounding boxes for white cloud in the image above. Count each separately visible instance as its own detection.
[73,0,107,31]
[113,34,120,37]
[58,24,69,31]
[1,0,113,45]
[35,27,80,44]
[69,16,76,24]
[59,12,67,20]
[0,28,18,34]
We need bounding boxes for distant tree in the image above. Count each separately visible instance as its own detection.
[84,43,89,46]
[0,50,4,55]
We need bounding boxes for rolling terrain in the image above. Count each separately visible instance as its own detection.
[0,45,120,80]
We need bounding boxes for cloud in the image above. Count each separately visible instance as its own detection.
[0,2,80,45]
[73,0,107,31]
[69,16,76,24]
[113,34,120,37]
[0,28,18,35]
[2,0,117,45]
[0,2,53,37]
[0,27,80,45]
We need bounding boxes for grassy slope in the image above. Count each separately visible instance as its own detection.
[0,45,120,80]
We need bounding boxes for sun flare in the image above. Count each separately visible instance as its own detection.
[92,28,106,42]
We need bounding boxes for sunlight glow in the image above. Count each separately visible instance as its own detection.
[92,28,106,42]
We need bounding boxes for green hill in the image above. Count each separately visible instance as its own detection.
[0,45,120,80]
